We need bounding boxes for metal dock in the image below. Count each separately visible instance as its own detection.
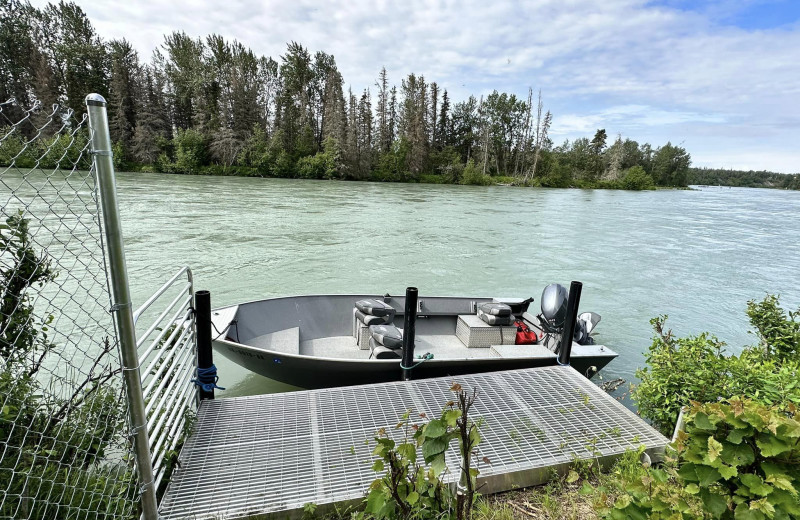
[159,366,667,519]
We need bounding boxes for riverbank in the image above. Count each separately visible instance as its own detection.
[126,162,663,190]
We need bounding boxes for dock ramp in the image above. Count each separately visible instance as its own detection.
[159,366,667,519]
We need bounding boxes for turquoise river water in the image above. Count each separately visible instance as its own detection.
[109,173,800,398]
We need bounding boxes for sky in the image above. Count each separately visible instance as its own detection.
[31,0,800,173]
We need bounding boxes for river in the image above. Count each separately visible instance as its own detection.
[109,173,800,398]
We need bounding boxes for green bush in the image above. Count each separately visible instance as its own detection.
[296,153,328,179]
[296,137,342,179]
[272,149,295,178]
[747,295,800,362]
[439,158,465,184]
[418,174,446,184]
[461,160,493,186]
[1,212,135,517]
[539,161,573,188]
[494,176,516,185]
[0,128,37,168]
[620,166,655,190]
[364,385,482,520]
[171,128,208,174]
[37,131,92,170]
[373,139,409,182]
[607,399,800,520]
[678,399,800,519]
[111,141,125,170]
[634,298,800,435]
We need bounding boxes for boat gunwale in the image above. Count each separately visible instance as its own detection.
[211,293,617,364]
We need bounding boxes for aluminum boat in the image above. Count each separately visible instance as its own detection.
[210,288,617,389]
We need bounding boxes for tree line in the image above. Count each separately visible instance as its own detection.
[1,0,695,189]
[687,167,800,190]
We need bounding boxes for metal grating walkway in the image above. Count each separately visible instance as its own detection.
[159,366,667,519]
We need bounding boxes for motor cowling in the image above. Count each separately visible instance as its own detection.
[540,283,568,328]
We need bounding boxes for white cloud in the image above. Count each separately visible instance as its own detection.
[28,0,800,172]
[552,105,726,136]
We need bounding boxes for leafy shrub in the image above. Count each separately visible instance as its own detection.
[171,128,208,173]
[237,126,274,173]
[461,160,493,186]
[493,176,516,185]
[35,131,92,170]
[111,141,125,170]
[373,139,409,182]
[601,448,705,519]
[418,174,446,184]
[365,384,482,520]
[634,300,800,435]
[538,161,573,188]
[296,137,342,179]
[676,399,800,519]
[620,166,655,190]
[608,399,800,519]
[0,127,37,168]
[296,153,329,179]
[747,295,800,362]
[0,212,135,517]
[440,159,465,184]
[272,149,295,178]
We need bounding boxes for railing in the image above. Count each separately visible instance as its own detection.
[133,266,197,491]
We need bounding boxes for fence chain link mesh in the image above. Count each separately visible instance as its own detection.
[0,97,141,519]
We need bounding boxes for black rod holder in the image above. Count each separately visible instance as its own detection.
[557,281,583,366]
[401,287,418,381]
[195,290,215,400]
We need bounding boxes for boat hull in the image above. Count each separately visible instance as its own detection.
[211,293,618,389]
[215,338,616,389]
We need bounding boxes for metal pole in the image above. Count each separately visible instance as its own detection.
[195,290,214,400]
[86,94,158,520]
[401,287,418,381]
[557,281,582,366]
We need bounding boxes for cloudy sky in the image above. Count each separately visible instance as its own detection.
[33,0,800,173]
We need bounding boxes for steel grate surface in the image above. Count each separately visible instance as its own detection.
[159,366,667,519]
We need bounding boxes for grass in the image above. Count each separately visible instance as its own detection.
[311,450,647,520]
[476,478,606,520]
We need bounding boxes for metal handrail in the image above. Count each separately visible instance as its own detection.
[134,266,194,324]
[133,266,197,495]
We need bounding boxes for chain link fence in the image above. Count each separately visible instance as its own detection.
[0,98,141,518]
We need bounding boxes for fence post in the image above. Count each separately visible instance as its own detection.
[86,94,159,520]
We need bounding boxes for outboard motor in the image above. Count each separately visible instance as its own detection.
[540,283,568,331]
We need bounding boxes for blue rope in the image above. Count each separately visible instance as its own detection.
[192,364,225,392]
[400,353,434,370]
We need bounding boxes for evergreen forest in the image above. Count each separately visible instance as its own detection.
[2,0,795,190]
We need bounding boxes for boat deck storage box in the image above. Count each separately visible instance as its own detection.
[456,314,517,348]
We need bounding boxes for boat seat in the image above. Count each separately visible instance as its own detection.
[355,299,396,318]
[355,309,392,327]
[369,338,401,359]
[477,308,515,326]
[369,324,403,350]
[353,308,392,350]
[246,327,300,355]
[478,302,512,317]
